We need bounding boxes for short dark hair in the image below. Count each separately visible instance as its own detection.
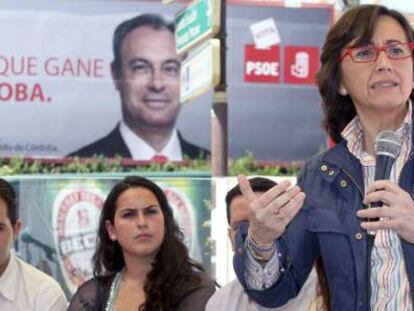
[0,178,17,226]
[112,13,175,76]
[93,176,205,310]
[225,177,277,225]
[316,5,414,143]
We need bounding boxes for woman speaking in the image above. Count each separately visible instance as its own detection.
[234,4,414,310]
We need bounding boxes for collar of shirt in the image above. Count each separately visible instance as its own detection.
[119,121,183,161]
[341,101,412,165]
[0,253,18,302]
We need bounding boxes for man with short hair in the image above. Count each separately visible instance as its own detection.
[206,177,318,310]
[0,178,67,311]
[69,14,209,161]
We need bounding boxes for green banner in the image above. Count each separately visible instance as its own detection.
[175,0,219,54]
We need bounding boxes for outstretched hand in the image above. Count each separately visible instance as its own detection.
[238,174,306,247]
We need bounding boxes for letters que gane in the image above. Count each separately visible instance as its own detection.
[0,56,105,102]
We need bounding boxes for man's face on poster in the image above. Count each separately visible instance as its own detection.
[113,26,182,131]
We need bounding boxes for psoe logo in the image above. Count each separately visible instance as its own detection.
[244,44,280,83]
[52,183,104,294]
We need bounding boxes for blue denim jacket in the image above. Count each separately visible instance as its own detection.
[233,139,414,311]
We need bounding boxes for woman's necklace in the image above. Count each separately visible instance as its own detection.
[105,270,122,311]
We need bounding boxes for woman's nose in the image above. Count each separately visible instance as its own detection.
[136,212,148,227]
[374,50,393,72]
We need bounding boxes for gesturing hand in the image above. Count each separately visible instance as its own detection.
[357,180,414,244]
[238,174,306,247]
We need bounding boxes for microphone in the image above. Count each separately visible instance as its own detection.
[370,130,402,222]
[21,229,57,262]
[365,130,401,311]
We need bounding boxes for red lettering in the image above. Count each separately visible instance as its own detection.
[0,82,47,102]
[0,56,8,76]
[30,84,45,101]
[10,57,25,75]
[27,57,38,76]
[15,83,28,101]
[0,83,13,100]
[0,56,38,77]
[44,57,59,76]
[94,59,105,78]
[61,59,76,76]
[77,59,91,77]
[44,57,106,78]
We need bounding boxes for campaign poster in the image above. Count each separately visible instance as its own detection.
[0,1,331,161]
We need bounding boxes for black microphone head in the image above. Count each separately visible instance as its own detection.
[374,130,401,159]
[20,231,34,243]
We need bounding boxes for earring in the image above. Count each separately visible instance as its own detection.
[339,87,348,96]
[109,235,116,241]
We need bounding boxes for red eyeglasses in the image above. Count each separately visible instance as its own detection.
[339,42,414,63]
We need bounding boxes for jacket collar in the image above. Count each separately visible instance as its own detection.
[318,103,414,191]
[327,103,414,180]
